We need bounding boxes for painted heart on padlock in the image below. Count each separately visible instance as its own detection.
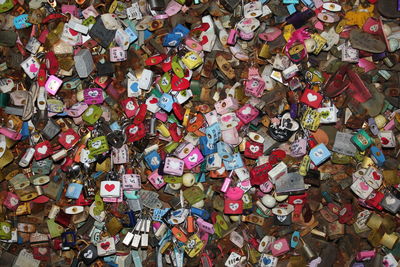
[65,135,75,144]
[100,242,110,250]
[273,242,283,250]
[280,113,299,131]
[88,90,98,97]
[85,108,94,116]
[276,215,286,222]
[188,154,198,162]
[307,93,317,102]
[229,203,239,211]
[320,111,330,118]
[169,161,181,169]
[91,141,102,149]
[104,184,115,192]
[30,64,38,73]
[38,247,47,255]
[381,137,389,145]
[386,196,396,205]
[359,181,370,191]
[2,225,10,233]
[249,145,259,153]
[130,83,139,92]
[372,171,381,180]
[222,115,232,122]
[129,126,138,134]
[370,25,379,32]
[151,156,159,165]
[208,156,215,164]
[241,107,252,115]
[126,101,135,111]
[84,250,93,259]
[37,146,48,154]
[9,197,18,206]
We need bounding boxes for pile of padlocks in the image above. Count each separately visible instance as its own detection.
[1,0,400,266]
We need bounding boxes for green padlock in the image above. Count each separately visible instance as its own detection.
[331,152,352,165]
[171,56,185,78]
[351,129,373,151]
[183,186,205,205]
[164,176,183,184]
[82,105,103,125]
[88,136,109,157]
[82,16,96,27]
[164,142,179,154]
[0,221,12,240]
[159,72,171,93]
[47,219,64,238]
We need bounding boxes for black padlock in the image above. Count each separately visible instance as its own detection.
[89,18,116,48]
[77,239,98,265]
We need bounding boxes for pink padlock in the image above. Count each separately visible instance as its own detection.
[225,186,245,201]
[220,178,232,193]
[164,157,184,176]
[236,104,259,124]
[148,171,166,190]
[245,77,265,98]
[3,192,19,210]
[355,250,376,261]
[122,174,141,191]
[197,218,215,234]
[183,147,204,169]
[270,238,290,256]
[227,29,238,46]
[45,75,63,95]
[83,88,104,105]
[222,127,240,145]
[214,97,239,115]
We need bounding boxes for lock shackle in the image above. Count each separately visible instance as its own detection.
[75,239,90,250]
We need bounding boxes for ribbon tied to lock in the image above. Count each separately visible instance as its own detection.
[285,27,311,63]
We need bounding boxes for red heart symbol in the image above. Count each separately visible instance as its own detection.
[381,137,389,145]
[29,64,38,73]
[372,171,380,180]
[69,28,78,36]
[149,98,158,104]
[104,184,115,192]
[101,242,110,250]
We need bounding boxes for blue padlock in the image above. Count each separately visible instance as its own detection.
[13,14,31,29]
[216,141,233,161]
[309,143,331,166]
[191,207,210,220]
[223,153,244,170]
[205,123,221,144]
[61,231,77,248]
[65,183,83,199]
[199,136,217,156]
[370,146,385,167]
[158,93,174,112]
[144,150,161,171]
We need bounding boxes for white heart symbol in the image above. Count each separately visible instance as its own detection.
[38,247,47,255]
[129,126,138,134]
[249,145,259,153]
[370,25,378,32]
[169,161,180,169]
[229,203,239,211]
[65,135,75,144]
[273,242,282,250]
[9,197,18,206]
[84,250,93,258]
[88,90,98,97]
[2,225,10,233]
[37,146,48,154]
[126,101,135,111]
[85,108,94,116]
[151,157,159,165]
[242,107,252,115]
[189,154,198,162]
[307,93,317,102]
[386,196,396,205]
[91,141,101,149]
